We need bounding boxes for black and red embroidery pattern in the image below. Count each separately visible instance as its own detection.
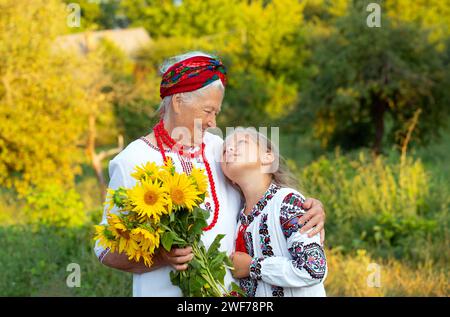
[244,232,254,257]
[280,192,307,238]
[239,278,257,297]
[289,241,326,280]
[288,241,305,268]
[271,286,285,297]
[303,242,327,280]
[249,257,263,281]
[281,192,327,280]
[258,208,284,297]
[240,183,286,297]
[259,214,274,257]
[239,232,257,297]
[239,183,280,226]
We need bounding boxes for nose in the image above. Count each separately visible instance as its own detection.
[207,114,216,128]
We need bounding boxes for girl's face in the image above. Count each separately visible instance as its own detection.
[221,132,262,183]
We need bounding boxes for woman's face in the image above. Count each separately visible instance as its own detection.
[221,132,262,183]
[174,88,223,143]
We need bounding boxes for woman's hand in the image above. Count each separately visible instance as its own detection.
[101,246,194,274]
[159,246,194,271]
[299,198,326,245]
[230,251,252,279]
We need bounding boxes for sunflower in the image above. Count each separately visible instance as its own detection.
[130,227,161,255]
[131,161,161,182]
[162,157,176,175]
[94,225,117,252]
[105,214,138,253]
[190,167,209,195]
[165,172,202,212]
[118,233,140,255]
[129,249,154,267]
[127,178,169,223]
[104,187,129,213]
[107,214,129,238]
[104,189,117,213]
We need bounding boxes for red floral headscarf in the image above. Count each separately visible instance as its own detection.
[159,56,227,99]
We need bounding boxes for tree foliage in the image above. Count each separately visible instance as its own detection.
[299,2,448,153]
[1,0,449,196]
[125,0,310,126]
[0,0,89,195]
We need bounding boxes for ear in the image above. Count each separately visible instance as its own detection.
[171,94,183,115]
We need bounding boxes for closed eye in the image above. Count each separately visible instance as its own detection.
[204,107,220,115]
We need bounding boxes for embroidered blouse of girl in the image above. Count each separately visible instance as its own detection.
[221,128,328,297]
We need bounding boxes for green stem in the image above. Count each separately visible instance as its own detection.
[191,243,228,296]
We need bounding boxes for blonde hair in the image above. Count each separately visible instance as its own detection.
[224,127,299,190]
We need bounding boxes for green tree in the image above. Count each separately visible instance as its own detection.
[221,0,308,126]
[0,0,89,195]
[300,3,448,154]
[121,0,310,127]
[386,0,450,49]
[120,0,240,38]
[99,38,161,144]
[24,184,87,228]
[63,0,124,32]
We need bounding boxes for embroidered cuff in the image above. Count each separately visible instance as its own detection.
[98,247,111,263]
[249,257,264,281]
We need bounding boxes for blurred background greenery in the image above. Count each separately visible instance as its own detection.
[0,0,448,296]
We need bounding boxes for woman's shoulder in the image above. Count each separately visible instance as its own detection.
[110,138,160,170]
[204,131,224,145]
[203,132,224,161]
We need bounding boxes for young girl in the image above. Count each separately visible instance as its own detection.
[221,128,327,297]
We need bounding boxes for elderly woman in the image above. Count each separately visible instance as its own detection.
[94,51,326,297]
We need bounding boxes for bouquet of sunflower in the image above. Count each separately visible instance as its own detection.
[94,160,242,297]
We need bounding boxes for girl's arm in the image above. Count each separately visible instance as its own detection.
[249,193,327,288]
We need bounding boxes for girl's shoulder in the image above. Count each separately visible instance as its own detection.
[274,186,307,206]
[271,186,308,218]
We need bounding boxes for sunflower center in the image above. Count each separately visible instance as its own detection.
[171,188,185,205]
[144,190,158,205]
[118,230,130,239]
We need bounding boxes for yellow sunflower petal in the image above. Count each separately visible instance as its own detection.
[127,178,170,222]
[190,167,209,194]
[165,172,203,212]
[131,161,161,181]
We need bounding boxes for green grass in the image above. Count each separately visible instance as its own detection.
[0,225,132,296]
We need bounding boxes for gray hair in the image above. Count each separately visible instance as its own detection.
[157,51,225,119]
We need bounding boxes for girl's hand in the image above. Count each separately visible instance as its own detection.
[230,251,252,278]
[299,198,326,245]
